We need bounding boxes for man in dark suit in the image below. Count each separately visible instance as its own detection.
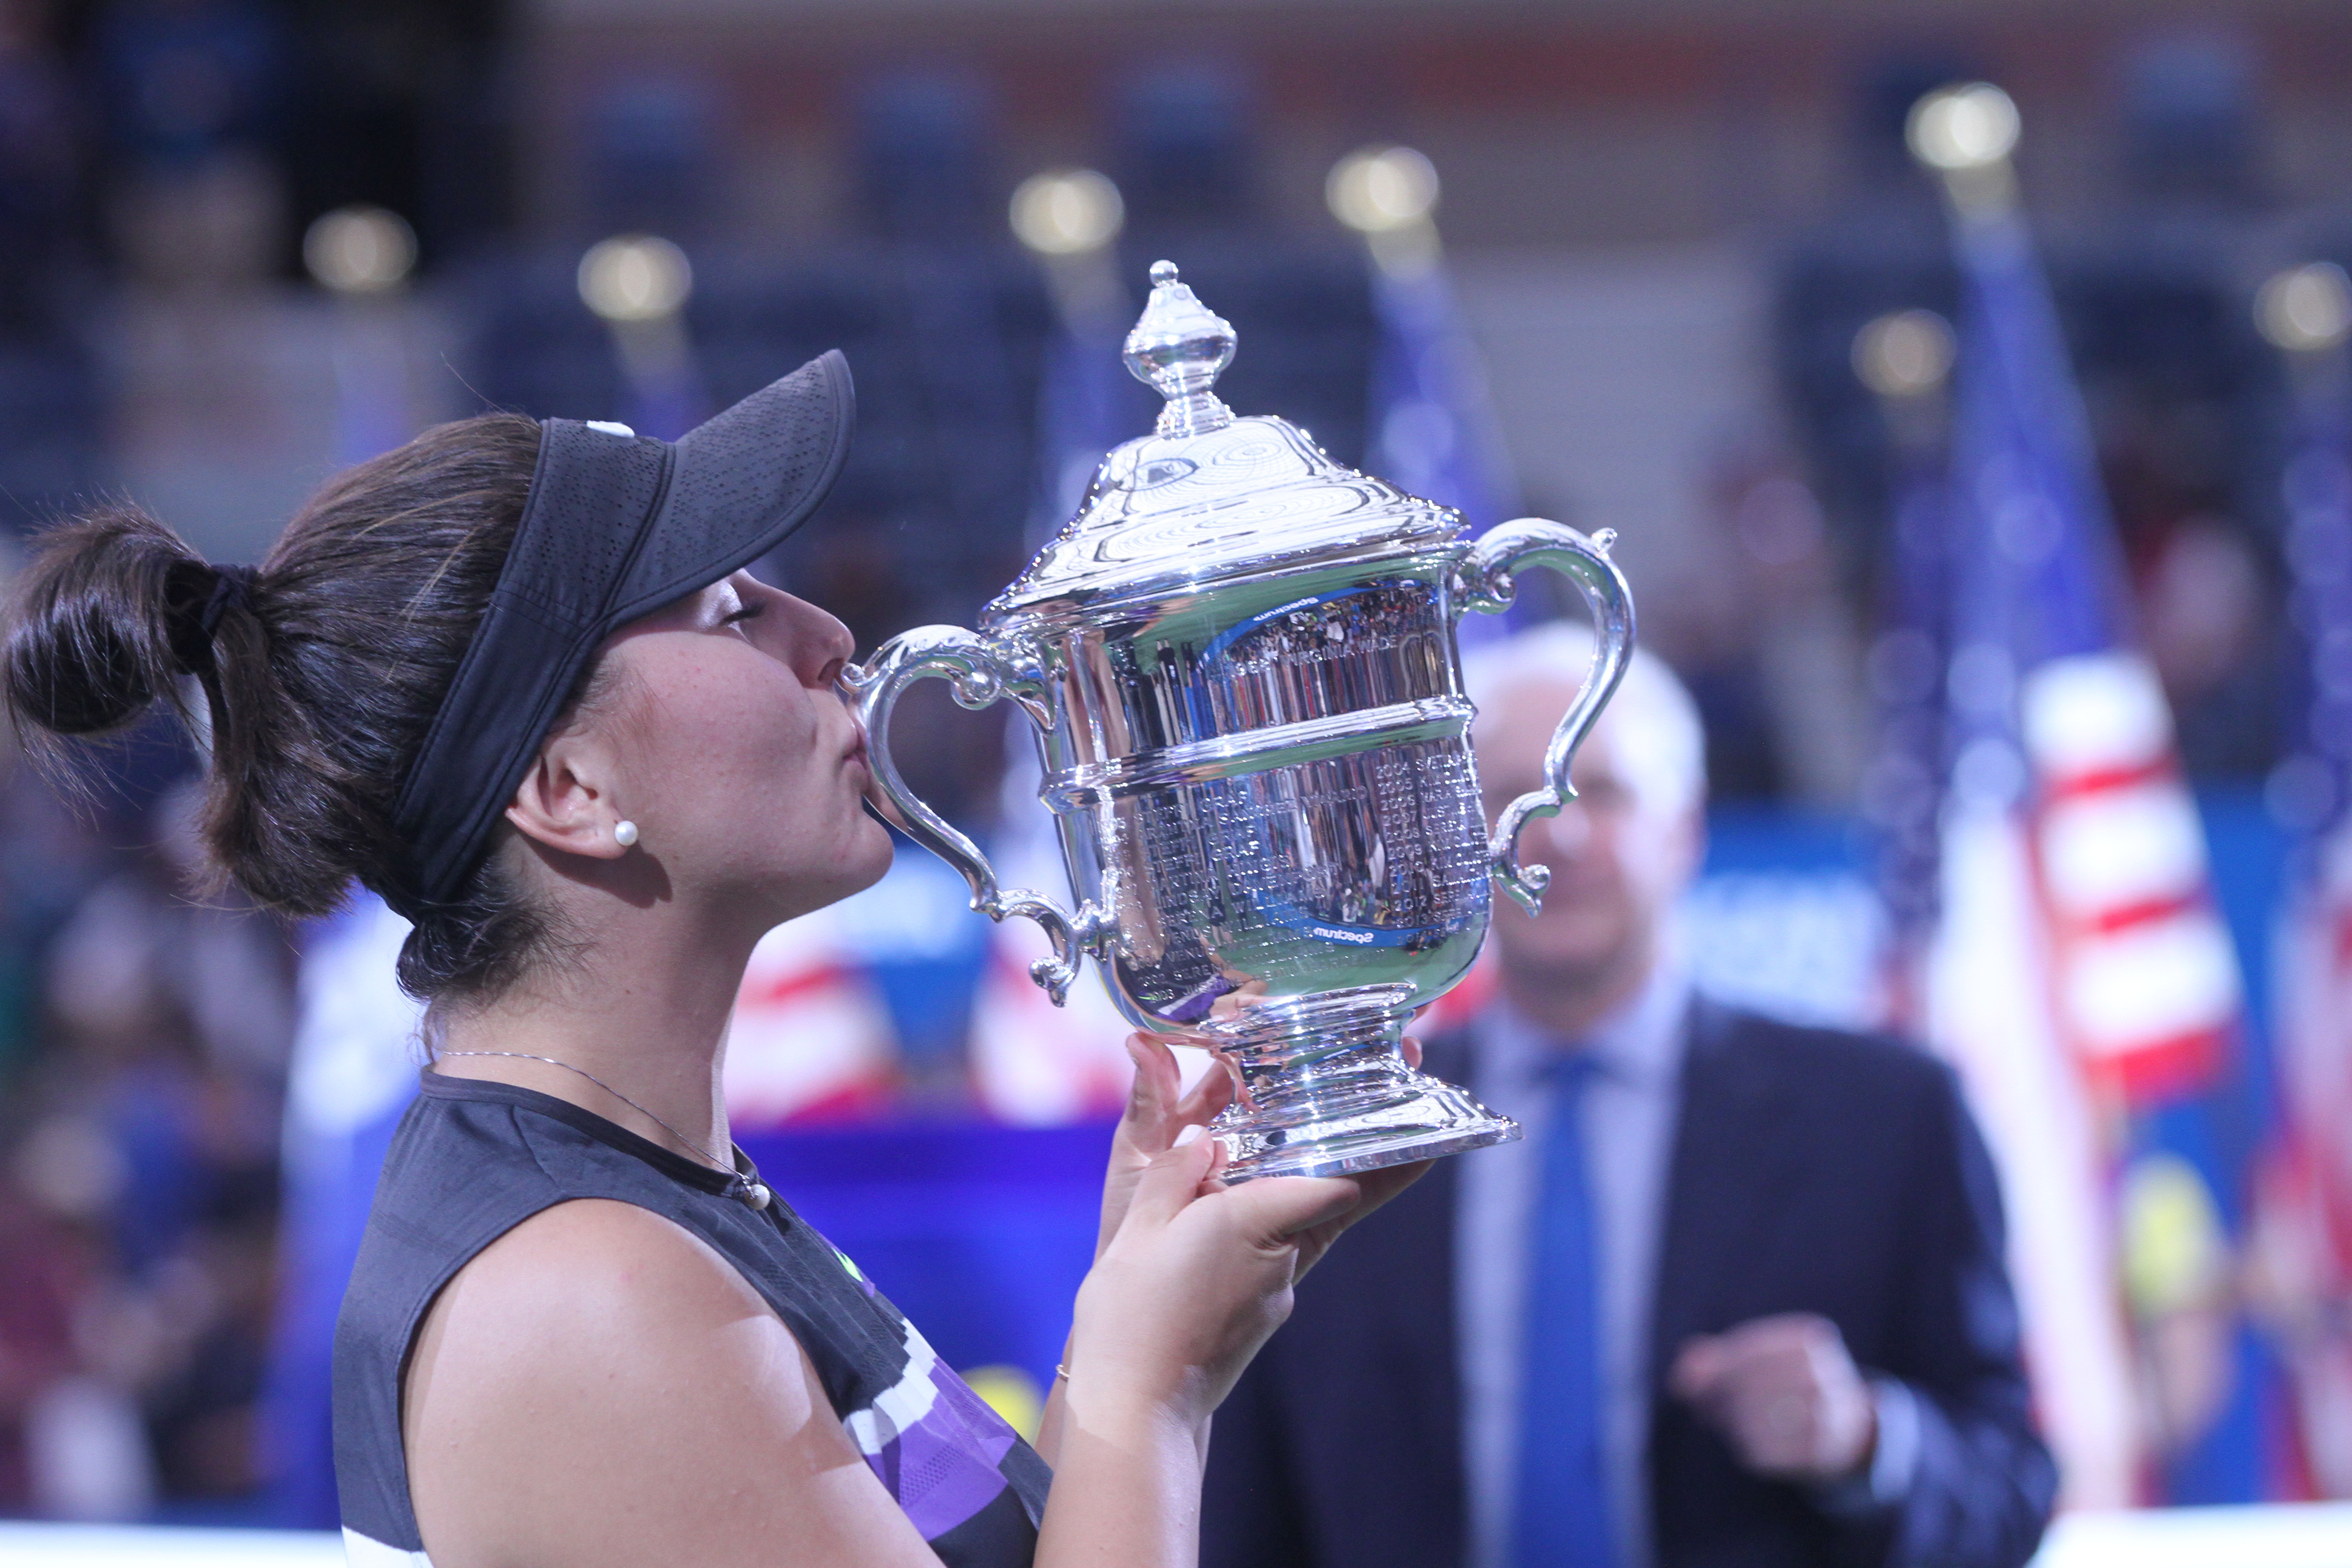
[1202,627,2056,1568]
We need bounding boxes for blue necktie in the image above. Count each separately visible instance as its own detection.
[1512,1052,1616,1568]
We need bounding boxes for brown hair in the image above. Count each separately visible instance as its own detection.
[3,413,573,1005]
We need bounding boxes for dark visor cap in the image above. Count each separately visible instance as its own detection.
[385,350,854,919]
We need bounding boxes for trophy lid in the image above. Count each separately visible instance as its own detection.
[984,260,1462,626]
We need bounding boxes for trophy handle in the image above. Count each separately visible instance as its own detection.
[839,626,1109,1005]
[1457,519,1637,915]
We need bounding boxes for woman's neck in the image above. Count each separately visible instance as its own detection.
[432,892,764,1171]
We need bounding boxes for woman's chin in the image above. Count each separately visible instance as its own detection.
[849,826,895,892]
[816,813,895,901]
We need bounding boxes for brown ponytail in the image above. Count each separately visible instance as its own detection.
[4,413,574,1006]
[5,503,211,740]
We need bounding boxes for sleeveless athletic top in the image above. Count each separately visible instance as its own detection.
[333,1072,1050,1567]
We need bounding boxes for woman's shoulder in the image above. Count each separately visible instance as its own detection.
[436,1195,768,1335]
[409,1197,804,1415]
[402,1198,953,1565]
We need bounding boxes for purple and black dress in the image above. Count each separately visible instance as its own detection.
[333,1072,1049,1567]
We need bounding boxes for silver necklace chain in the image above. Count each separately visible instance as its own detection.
[435,1049,770,1209]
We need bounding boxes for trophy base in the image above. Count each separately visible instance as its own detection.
[1199,986,1520,1183]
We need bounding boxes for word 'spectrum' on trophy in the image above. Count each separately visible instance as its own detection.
[845,261,1635,1180]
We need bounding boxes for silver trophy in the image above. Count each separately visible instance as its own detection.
[845,261,1634,1180]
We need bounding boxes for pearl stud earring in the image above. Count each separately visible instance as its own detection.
[614,820,639,848]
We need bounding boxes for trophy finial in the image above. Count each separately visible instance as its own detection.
[1124,260,1236,436]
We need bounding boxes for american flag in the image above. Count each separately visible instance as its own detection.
[2018,655,2239,1101]
[1901,98,2246,1506]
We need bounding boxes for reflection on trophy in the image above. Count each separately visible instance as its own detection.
[846,260,1635,1180]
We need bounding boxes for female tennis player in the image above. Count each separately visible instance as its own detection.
[4,354,1424,1568]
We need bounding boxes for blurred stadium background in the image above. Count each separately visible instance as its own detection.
[6,0,2352,1559]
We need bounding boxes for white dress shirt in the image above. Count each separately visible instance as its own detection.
[1458,957,1691,1568]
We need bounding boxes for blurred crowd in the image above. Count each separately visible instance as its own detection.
[0,0,488,1520]
[0,0,2344,1533]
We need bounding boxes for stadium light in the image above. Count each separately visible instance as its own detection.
[578,235,693,323]
[2256,262,2352,354]
[1853,309,1955,399]
[1907,83,2020,172]
[304,206,416,295]
[1326,146,1439,235]
[1010,170,1124,258]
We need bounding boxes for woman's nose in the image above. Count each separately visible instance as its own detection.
[779,593,855,687]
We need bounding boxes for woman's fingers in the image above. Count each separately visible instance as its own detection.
[1173,1054,1235,1128]
[1122,1134,1223,1230]
[1101,1036,1229,1260]
[1214,1173,1365,1248]
[1117,1036,1235,1161]
[1347,1159,1432,1219]
[1117,1149,1361,1249]
[1400,1034,1424,1072]
[1120,1033,1181,1133]
[1195,1130,1232,1196]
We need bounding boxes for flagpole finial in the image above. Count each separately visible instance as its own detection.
[1125,262,1237,437]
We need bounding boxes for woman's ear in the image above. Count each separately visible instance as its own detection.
[505,725,628,861]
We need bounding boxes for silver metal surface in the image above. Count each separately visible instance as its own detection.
[843,261,1635,1181]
